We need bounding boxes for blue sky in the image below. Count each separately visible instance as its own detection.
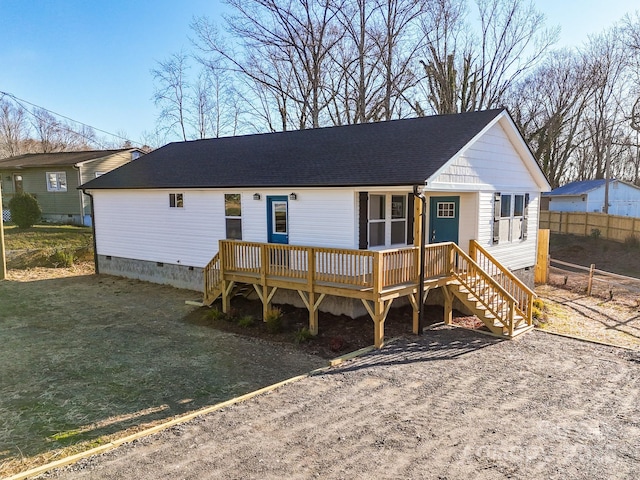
[0,0,637,146]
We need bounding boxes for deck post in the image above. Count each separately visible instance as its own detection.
[260,244,270,321]
[374,299,386,348]
[442,286,453,325]
[307,247,318,334]
[408,292,420,334]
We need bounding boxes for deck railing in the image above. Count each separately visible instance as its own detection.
[469,240,535,326]
[203,252,221,304]
[212,240,458,294]
[204,240,525,335]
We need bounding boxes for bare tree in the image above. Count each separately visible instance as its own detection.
[193,0,345,130]
[152,51,191,141]
[0,99,28,158]
[419,0,557,114]
[509,50,595,188]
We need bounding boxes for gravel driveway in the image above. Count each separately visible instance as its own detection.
[41,326,640,480]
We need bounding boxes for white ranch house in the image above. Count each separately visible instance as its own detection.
[82,109,550,347]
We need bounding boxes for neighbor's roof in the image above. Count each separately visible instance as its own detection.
[0,149,136,168]
[544,179,630,196]
[82,109,511,190]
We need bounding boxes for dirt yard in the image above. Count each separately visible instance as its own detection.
[3,237,640,479]
[39,326,640,480]
[0,265,325,476]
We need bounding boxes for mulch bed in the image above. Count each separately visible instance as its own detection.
[185,296,473,359]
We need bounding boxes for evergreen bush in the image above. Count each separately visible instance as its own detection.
[8,193,42,229]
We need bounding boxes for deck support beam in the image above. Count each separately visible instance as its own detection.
[362,298,394,348]
[408,286,430,334]
[254,285,279,321]
[298,291,325,335]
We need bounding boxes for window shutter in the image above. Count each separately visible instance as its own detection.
[358,192,368,249]
[493,192,501,245]
[406,193,414,245]
[522,193,530,240]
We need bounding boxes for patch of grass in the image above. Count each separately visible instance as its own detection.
[265,307,283,333]
[294,327,314,344]
[48,249,75,268]
[237,315,255,328]
[206,308,226,321]
[3,224,93,251]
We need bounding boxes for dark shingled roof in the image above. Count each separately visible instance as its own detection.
[0,149,134,168]
[82,109,505,190]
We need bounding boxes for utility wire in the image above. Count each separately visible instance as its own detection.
[0,90,146,148]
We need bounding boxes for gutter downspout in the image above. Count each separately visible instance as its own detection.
[82,189,99,274]
[412,185,427,335]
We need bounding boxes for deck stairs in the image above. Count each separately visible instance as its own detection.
[449,281,531,336]
[448,241,535,337]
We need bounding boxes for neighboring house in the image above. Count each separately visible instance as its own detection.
[81,109,550,345]
[543,179,640,217]
[0,149,144,226]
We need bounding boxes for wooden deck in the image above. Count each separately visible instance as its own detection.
[203,240,535,348]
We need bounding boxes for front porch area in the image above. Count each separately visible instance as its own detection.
[203,240,535,348]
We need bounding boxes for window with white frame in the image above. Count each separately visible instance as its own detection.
[225,193,242,240]
[169,193,184,208]
[368,193,409,247]
[46,172,67,192]
[493,193,528,244]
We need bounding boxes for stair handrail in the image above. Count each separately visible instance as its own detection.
[203,252,221,303]
[449,243,518,331]
[469,239,535,325]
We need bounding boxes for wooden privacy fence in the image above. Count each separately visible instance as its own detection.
[540,211,640,242]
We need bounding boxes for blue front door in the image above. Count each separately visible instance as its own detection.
[267,196,289,244]
[429,196,460,244]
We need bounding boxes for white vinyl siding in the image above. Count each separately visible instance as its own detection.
[476,191,540,270]
[92,188,358,268]
[429,123,539,193]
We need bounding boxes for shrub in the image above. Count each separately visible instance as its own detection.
[265,307,283,333]
[8,193,42,229]
[49,249,75,268]
[206,308,226,321]
[294,327,314,344]
[237,315,255,328]
[590,228,601,240]
[532,298,544,310]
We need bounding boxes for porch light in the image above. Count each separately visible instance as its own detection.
[289,193,297,200]
[253,193,261,200]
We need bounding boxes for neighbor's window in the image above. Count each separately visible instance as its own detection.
[95,172,105,178]
[225,193,242,240]
[169,193,184,208]
[46,172,67,192]
[368,193,409,247]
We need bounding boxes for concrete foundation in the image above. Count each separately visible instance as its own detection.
[98,255,203,292]
[97,254,535,318]
[42,213,84,226]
